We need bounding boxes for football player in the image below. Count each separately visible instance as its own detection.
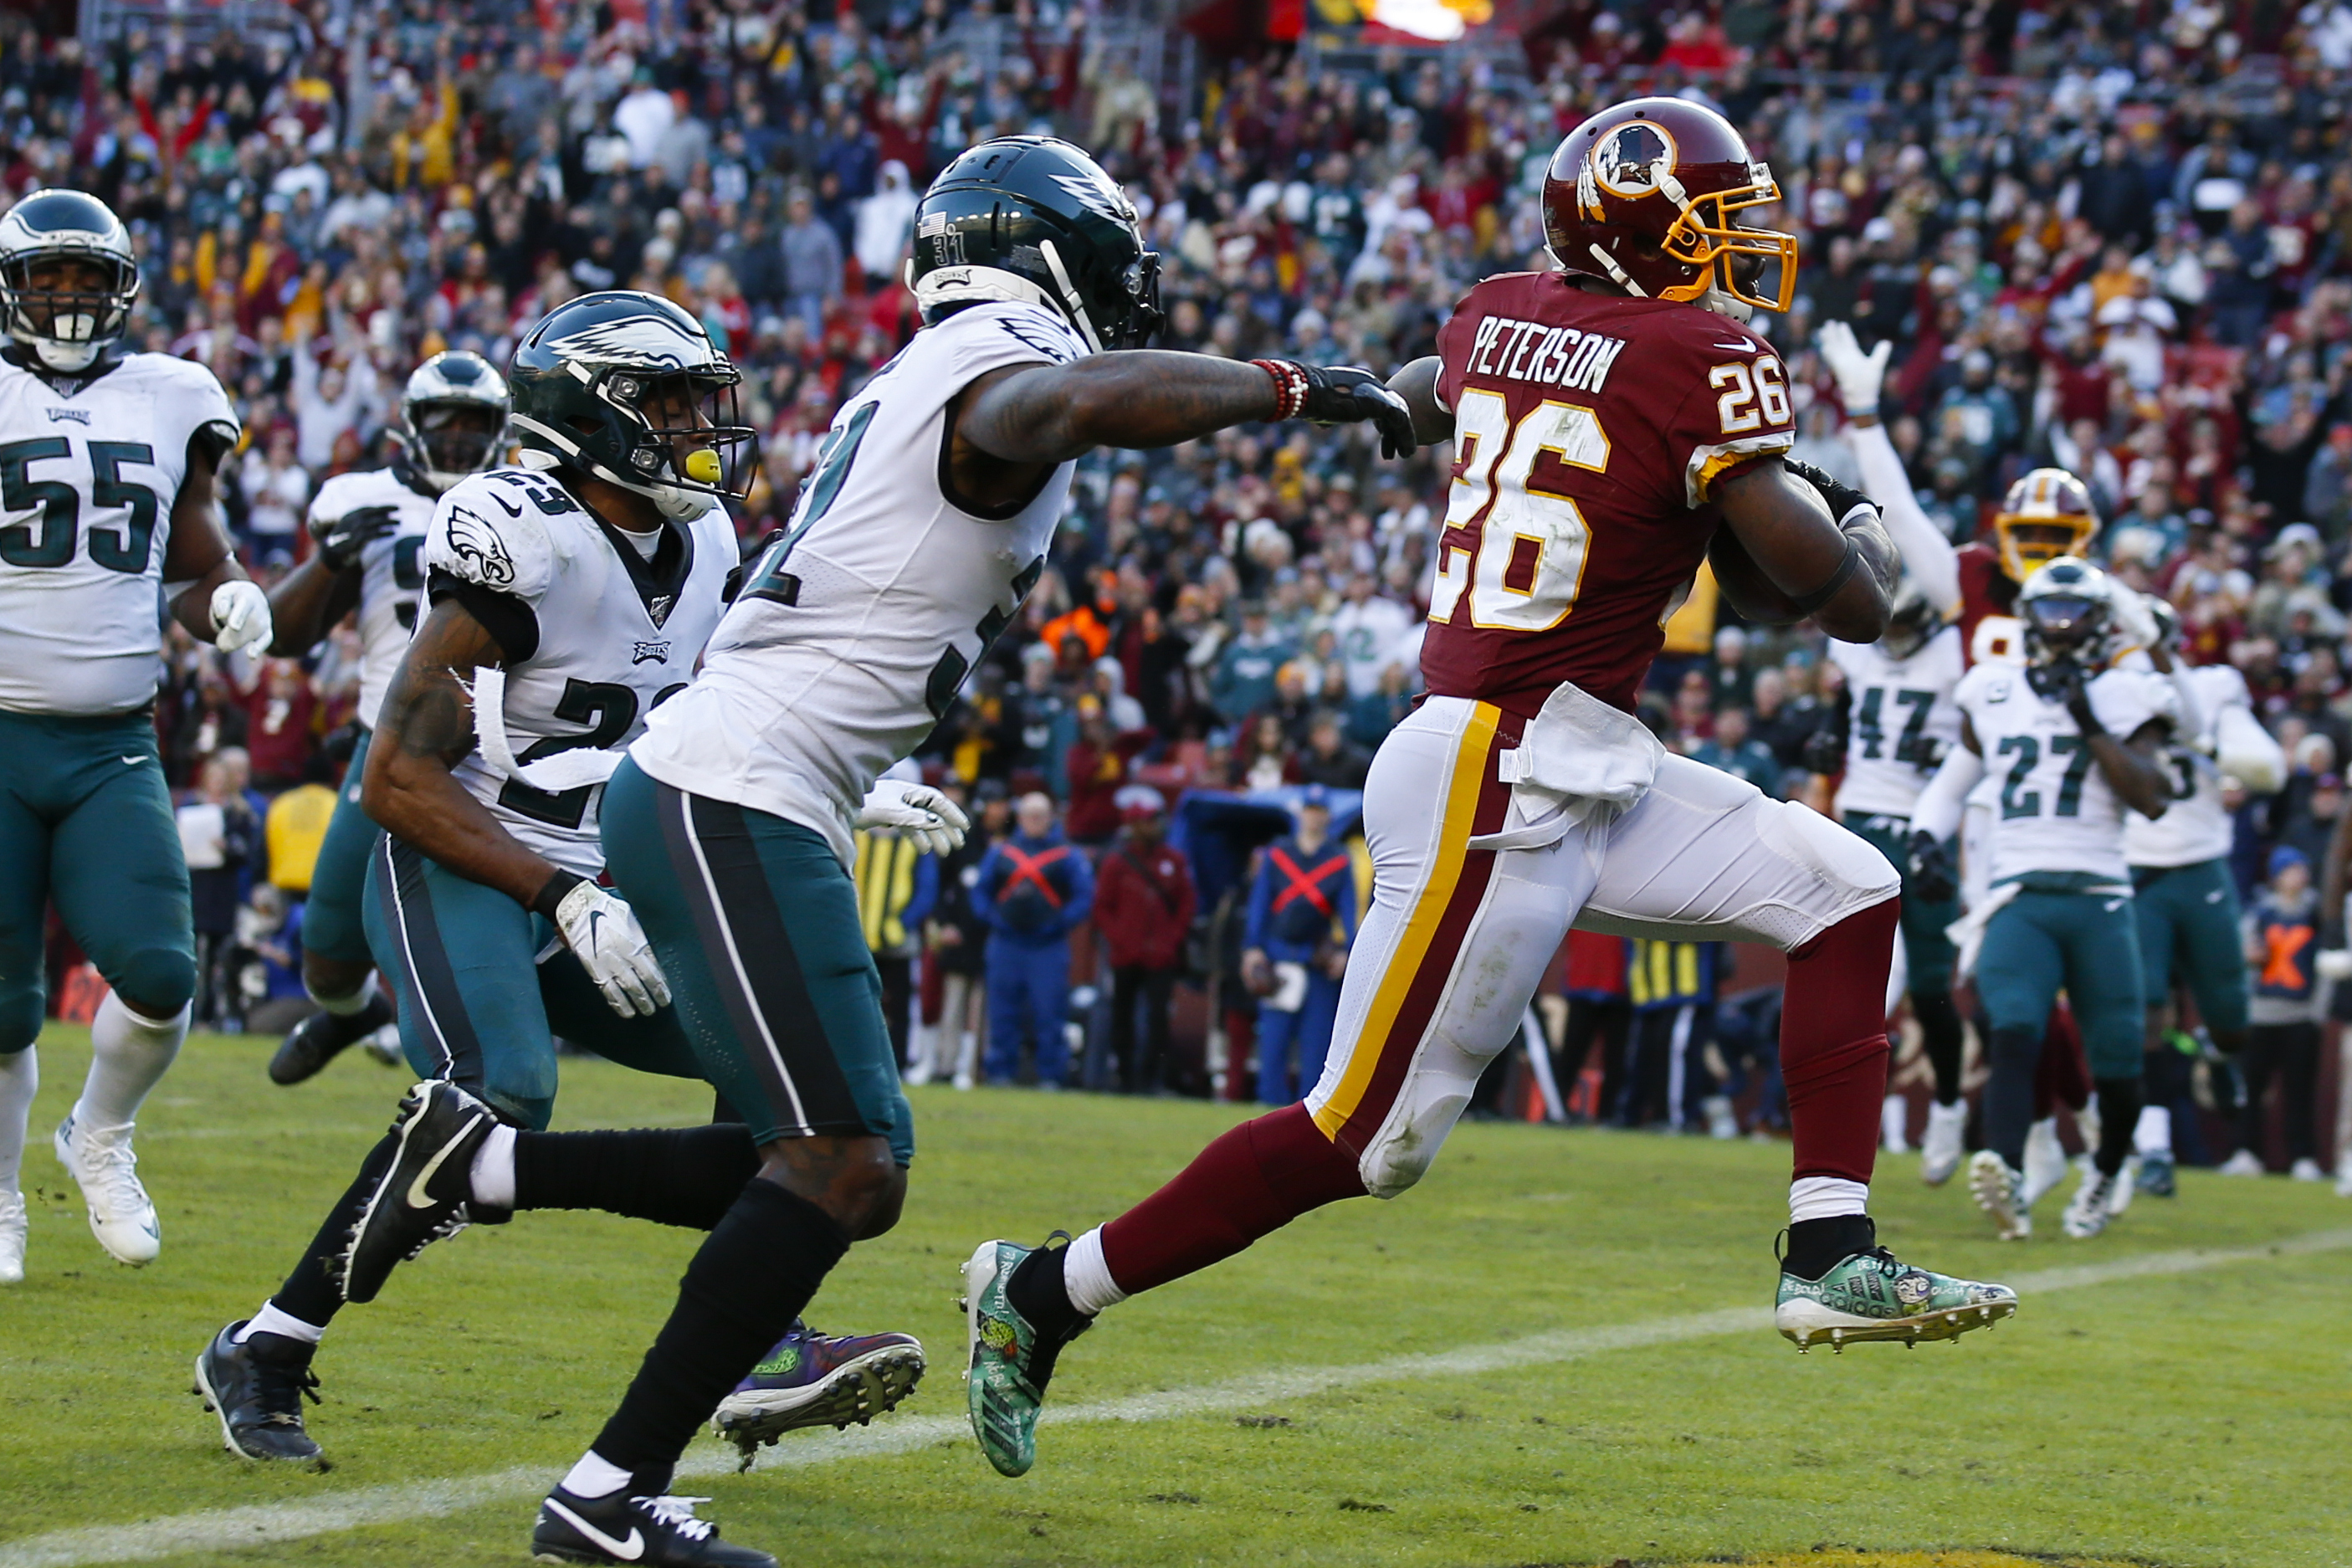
[322,138,1414,1567]
[1817,325,2108,1202]
[260,349,511,1087]
[0,191,273,1284]
[2120,597,2283,1196]
[961,100,2016,1486]
[192,293,925,1475]
[1907,559,2176,1239]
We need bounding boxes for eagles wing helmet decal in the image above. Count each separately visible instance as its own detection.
[543,315,707,371]
[443,507,519,588]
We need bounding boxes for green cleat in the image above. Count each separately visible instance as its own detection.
[1776,1244,2018,1353]
[961,1237,1086,1478]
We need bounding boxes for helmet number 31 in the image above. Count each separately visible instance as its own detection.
[1430,388,1608,632]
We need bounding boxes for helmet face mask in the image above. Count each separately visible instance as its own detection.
[2017,556,2114,669]
[1545,100,1798,317]
[0,190,140,373]
[507,291,761,520]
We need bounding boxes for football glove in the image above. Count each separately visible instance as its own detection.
[309,503,402,571]
[2107,587,2162,658]
[1287,362,1418,460]
[1782,457,1879,530]
[208,580,274,653]
[1906,829,1956,904]
[1814,320,1891,418]
[553,880,671,1018]
[855,777,971,857]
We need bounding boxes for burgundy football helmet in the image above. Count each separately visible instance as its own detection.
[1541,97,1797,317]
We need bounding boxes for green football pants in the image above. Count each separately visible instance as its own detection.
[300,725,380,969]
[599,757,914,1164]
[2129,858,2250,1038]
[1976,888,2145,1079]
[0,706,193,1052]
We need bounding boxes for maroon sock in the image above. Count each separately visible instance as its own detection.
[1781,898,1899,1185]
[2032,1002,2092,1118]
[1099,1102,1366,1295]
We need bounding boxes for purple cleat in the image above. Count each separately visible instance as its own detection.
[711,1320,925,1467]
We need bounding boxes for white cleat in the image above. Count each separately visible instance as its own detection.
[2021,1117,2068,1208]
[2106,1155,2139,1216]
[2062,1167,2118,1238]
[1919,1100,1967,1186]
[2218,1149,2265,1177]
[1969,1150,2032,1240]
[1880,1094,1911,1155]
[2291,1158,2325,1182]
[54,1113,160,1265]
[2337,1163,2352,1198]
[0,1189,25,1284]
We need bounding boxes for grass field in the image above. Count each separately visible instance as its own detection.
[2,1028,2348,1568]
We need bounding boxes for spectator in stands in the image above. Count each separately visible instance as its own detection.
[1297,709,1371,790]
[240,659,316,794]
[1093,787,1196,1096]
[1694,706,1784,797]
[779,187,843,338]
[1212,602,1291,726]
[177,756,258,1030]
[974,793,1092,1089]
[855,766,938,1075]
[916,781,1005,1092]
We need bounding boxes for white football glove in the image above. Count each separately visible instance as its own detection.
[1815,320,1892,418]
[855,776,971,857]
[208,580,274,653]
[2108,587,2162,658]
[553,879,671,1017]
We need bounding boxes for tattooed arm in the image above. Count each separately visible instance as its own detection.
[361,597,566,908]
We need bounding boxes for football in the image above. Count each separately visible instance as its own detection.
[1708,524,1808,626]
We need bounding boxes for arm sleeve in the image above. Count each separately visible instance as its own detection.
[1909,744,1985,842]
[2216,703,2287,793]
[1845,418,1959,616]
[2088,669,2174,738]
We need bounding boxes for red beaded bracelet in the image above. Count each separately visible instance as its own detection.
[1251,358,1308,422]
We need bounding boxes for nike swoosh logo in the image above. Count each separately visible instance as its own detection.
[543,1499,644,1560]
[490,493,523,516]
[2206,890,2225,903]
[1713,336,1759,351]
[2104,899,2124,912]
[587,910,605,945]
[120,755,142,765]
[406,1112,486,1209]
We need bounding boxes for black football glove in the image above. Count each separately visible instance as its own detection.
[1282,362,1418,460]
[2027,655,2094,723]
[309,504,401,572]
[1798,722,1847,776]
[1781,457,1879,529]
[1906,828,1956,904]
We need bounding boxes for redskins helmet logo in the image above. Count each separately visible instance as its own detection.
[1589,120,1679,200]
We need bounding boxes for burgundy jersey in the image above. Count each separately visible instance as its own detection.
[1955,543,2023,667]
[1421,270,1796,715]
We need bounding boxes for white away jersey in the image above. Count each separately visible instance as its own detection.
[428,467,736,878]
[0,352,238,715]
[633,301,1089,865]
[1829,626,1965,817]
[1954,663,2175,885]
[309,465,437,729]
[2124,663,2253,869]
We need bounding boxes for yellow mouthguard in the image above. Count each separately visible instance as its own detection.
[684,449,722,484]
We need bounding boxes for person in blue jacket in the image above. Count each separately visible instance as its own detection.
[1245,786,1356,1104]
[974,791,1094,1088]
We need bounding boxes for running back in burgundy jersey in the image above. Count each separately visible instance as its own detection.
[1422,269,1796,715]
[1957,543,2025,668]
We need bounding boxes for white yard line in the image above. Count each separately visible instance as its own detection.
[4,1227,2346,1568]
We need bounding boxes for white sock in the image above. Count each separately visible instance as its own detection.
[562,1450,635,1499]
[1788,1176,1870,1223]
[470,1123,518,1208]
[237,1301,325,1345]
[2134,1104,2172,1156]
[77,993,189,1130]
[310,973,379,1016]
[1063,1225,1129,1315]
[0,1047,35,1196]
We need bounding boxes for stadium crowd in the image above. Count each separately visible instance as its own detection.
[8,0,2350,1171]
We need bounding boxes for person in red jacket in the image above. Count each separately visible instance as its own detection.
[1093,787,1196,1094]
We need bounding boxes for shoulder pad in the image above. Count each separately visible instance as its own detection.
[427,474,559,605]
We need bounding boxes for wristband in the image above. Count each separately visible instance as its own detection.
[531,868,587,920]
[1251,358,1308,422]
[1790,536,1861,615]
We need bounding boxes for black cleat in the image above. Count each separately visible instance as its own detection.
[269,996,397,1086]
[193,1321,323,1463]
[531,1487,776,1566]
[336,1080,495,1304]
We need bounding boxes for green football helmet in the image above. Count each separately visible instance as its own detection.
[506,290,759,520]
[908,136,1162,352]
